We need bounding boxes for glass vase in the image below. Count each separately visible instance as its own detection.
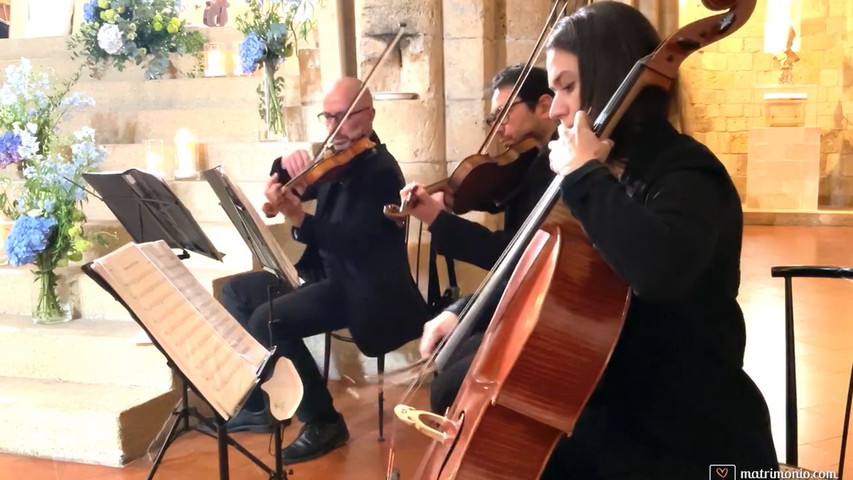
[259,58,287,142]
[31,252,77,325]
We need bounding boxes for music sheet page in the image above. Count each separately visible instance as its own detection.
[90,240,269,419]
[217,168,301,287]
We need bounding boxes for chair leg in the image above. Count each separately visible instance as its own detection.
[323,332,332,385]
[378,354,385,442]
[783,277,799,466]
[839,362,853,480]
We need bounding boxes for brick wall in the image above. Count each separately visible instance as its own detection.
[679,0,853,208]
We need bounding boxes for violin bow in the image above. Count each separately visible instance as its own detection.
[284,23,408,190]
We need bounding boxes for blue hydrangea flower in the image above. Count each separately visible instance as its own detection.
[83,0,98,23]
[4,215,57,266]
[238,32,265,74]
[0,132,23,168]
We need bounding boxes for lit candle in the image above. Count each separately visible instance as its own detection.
[145,151,163,174]
[145,138,165,176]
[231,41,250,77]
[173,129,198,179]
[205,43,226,77]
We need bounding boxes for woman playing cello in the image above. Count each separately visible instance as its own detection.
[541,2,777,478]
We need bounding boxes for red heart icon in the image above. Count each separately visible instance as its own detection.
[716,467,729,478]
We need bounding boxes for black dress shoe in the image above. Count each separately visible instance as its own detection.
[222,407,276,433]
[281,416,349,464]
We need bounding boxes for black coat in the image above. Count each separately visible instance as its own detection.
[291,137,428,357]
[555,120,778,478]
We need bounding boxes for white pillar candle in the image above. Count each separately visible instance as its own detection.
[205,43,226,77]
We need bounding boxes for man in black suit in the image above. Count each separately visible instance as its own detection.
[400,65,558,413]
[220,77,428,464]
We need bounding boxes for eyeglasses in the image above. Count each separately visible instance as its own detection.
[485,99,524,127]
[317,107,372,125]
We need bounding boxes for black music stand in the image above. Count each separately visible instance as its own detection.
[203,166,303,472]
[82,168,288,479]
[202,166,300,286]
[83,168,223,262]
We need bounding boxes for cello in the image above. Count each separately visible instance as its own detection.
[391,1,757,478]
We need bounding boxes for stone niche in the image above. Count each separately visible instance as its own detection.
[746,125,820,210]
[745,84,820,210]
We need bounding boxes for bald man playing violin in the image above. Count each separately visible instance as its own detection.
[401,65,558,414]
[219,77,428,464]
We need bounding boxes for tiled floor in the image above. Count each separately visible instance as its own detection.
[0,225,852,479]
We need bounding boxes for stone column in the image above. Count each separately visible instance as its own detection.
[504,0,553,66]
[354,1,446,185]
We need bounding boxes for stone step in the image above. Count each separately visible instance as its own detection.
[61,106,310,144]
[0,376,177,466]
[71,76,302,112]
[97,141,317,182]
[0,259,261,321]
[0,314,174,389]
[0,26,245,61]
[0,47,301,84]
[0,141,319,184]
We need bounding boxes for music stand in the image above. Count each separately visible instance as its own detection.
[203,166,304,475]
[202,166,300,287]
[83,168,223,262]
[82,168,286,479]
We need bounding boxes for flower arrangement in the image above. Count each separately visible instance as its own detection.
[67,0,206,80]
[0,59,108,324]
[235,0,316,138]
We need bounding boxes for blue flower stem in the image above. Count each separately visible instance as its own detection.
[33,251,62,323]
[263,59,284,136]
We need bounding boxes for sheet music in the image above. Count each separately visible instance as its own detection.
[205,167,301,287]
[90,240,269,419]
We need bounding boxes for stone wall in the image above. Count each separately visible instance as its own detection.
[679,0,853,207]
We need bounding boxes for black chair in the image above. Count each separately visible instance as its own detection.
[771,265,853,477]
[321,331,387,441]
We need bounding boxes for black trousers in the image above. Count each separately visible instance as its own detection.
[221,270,347,424]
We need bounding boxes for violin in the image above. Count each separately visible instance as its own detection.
[387,135,542,221]
[268,136,376,188]
[388,1,757,479]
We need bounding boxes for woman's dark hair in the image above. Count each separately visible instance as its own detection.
[545,2,670,141]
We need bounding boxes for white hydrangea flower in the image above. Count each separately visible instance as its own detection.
[13,122,40,160]
[97,24,124,55]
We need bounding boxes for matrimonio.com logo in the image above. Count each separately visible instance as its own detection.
[711,465,736,479]
[710,464,838,479]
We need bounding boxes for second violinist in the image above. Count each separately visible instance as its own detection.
[218,77,428,464]
[401,64,558,413]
